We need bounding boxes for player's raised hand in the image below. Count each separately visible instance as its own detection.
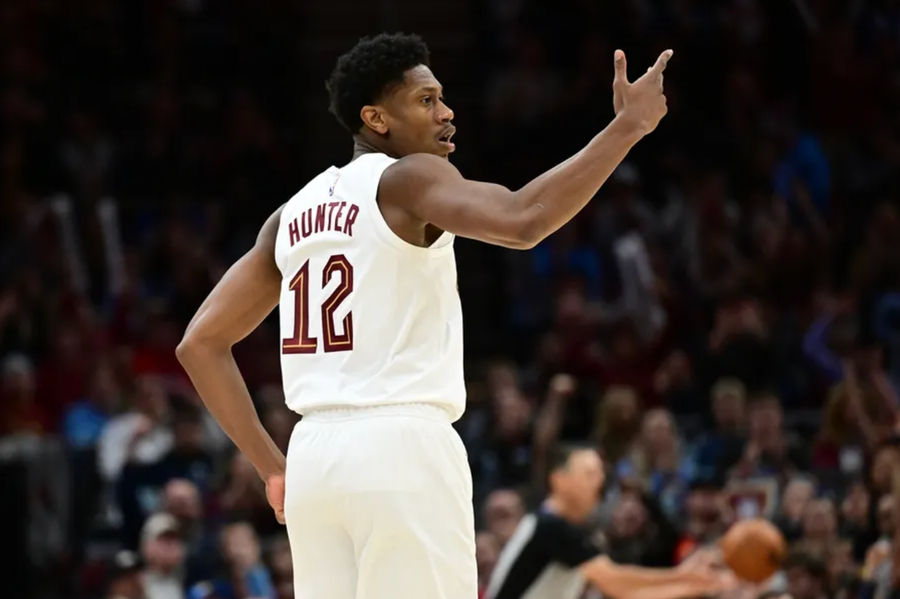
[612,49,673,136]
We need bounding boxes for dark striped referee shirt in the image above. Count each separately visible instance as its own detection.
[486,508,603,599]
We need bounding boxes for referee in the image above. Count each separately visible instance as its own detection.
[485,444,733,599]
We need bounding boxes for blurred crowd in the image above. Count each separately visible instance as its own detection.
[3,0,900,598]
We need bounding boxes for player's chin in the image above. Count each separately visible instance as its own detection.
[435,141,456,157]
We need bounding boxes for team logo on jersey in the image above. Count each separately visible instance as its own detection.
[328,173,341,197]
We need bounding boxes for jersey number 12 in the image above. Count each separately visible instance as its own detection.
[282,255,353,354]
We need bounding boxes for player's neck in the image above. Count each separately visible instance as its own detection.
[544,495,581,523]
[351,134,398,161]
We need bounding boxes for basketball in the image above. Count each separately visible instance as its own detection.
[719,519,787,583]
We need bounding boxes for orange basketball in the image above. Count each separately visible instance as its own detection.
[719,519,787,583]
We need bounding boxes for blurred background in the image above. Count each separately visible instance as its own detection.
[2,0,900,598]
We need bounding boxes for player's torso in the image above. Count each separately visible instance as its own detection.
[273,153,465,420]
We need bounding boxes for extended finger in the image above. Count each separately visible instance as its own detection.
[649,49,674,76]
[276,509,285,524]
[613,49,629,86]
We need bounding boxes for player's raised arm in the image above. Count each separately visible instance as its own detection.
[380,49,672,250]
[176,206,287,519]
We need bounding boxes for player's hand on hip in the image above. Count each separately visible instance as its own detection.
[612,49,673,136]
[265,472,286,524]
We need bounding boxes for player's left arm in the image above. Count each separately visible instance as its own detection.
[176,206,287,520]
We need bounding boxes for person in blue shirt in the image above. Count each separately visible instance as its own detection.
[187,521,276,599]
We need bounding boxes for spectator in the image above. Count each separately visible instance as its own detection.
[188,522,276,599]
[691,377,748,482]
[482,489,526,547]
[161,479,217,587]
[824,539,856,596]
[98,375,173,483]
[0,353,45,435]
[840,479,876,562]
[139,513,185,599]
[775,476,817,542]
[705,299,773,390]
[794,498,840,558]
[783,551,830,599]
[104,549,144,599]
[730,393,808,482]
[476,531,501,598]
[653,350,698,414]
[265,537,293,599]
[616,408,693,521]
[158,405,214,494]
[597,319,660,400]
[606,490,656,566]
[815,351,897,473]
[871,439,900,496]
[473,384,534,496]
[876,494,896,543]
[673,479,729,564]
[63,360,121,450]
[115,398,207,548]
[593,385,641,466]
[218,453,275,536]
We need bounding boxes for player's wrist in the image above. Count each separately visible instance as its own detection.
[607,111,649,143]
[258,455,287,482]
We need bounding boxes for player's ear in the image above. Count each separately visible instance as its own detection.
[360,105,389,135]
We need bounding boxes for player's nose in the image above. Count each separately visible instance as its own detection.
[438,101,454,123]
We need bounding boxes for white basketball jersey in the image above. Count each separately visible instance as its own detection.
[274,152,466,421]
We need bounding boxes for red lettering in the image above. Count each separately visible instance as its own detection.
[343,205,359,236]
[333,202,346,231]
[289,219,300,246]
[315,204,326,233]
[300,208,312,237]
[281,260,317,354]
[327,202,339,230]
[282,255,354,355]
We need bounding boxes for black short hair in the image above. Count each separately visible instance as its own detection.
[325,32,431,133]
[549,443,597,473]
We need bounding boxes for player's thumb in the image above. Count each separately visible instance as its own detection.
[613,49,628,86]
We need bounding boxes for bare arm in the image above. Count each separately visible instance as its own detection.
[176,207,286,481]
[579,555,727,599]
[380,50,672,249]
[531,374,575,493]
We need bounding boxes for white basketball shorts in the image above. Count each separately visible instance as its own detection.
[283,402,478,599]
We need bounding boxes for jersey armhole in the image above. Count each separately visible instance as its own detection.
[369,157,454,255]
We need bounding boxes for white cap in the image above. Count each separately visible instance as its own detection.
[140,512,180,546]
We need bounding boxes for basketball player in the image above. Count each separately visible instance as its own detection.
[177,33,718,598]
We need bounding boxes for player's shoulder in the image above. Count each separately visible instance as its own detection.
[256,203,286,249]
[535,509,569,529]
[534,509,588,539]
[382,152,460,186]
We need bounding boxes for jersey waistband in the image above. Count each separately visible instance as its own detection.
[300,402,453,423]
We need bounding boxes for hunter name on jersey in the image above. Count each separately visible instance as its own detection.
[286,200,360,245]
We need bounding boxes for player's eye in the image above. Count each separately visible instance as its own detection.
[421,96,432,104]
